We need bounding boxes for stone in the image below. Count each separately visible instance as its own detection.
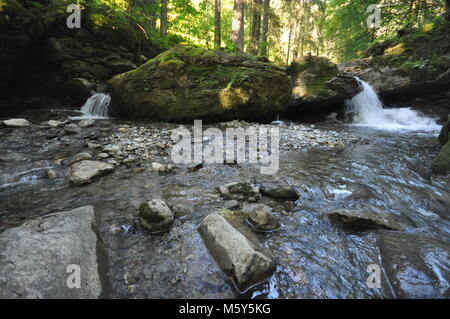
[109,44,291,122]
[260,181,299,201]
[218,182,261,201]
[328,208,409,231]
[64,152,92,166]
[151,162,173,172]
[78,119,96,128]
[242,203,279,231]
[46,169,58,179]
[198,213,276,291]
[64,123,81,135]
[69,160,114,185]
[48,120,63,127]
[139,199,175,233]
[2,118,30,127]
[431,141,450,175]
[224,200,240,210]
[0,206,101,298]
[377,230,450,298]
[438,114,450,146]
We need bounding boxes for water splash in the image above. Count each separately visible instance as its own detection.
[345,77,440,131]
[72,93,111,120]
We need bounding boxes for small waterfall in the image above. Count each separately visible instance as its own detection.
[78,93,111,119]
[345,77,440,131]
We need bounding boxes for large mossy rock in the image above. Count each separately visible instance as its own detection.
[109,45,292,123]
[286,55,361,119]
[432,114,450,175]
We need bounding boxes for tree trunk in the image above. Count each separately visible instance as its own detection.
[286,25,292,65]
[446,0,450,20]
[205,0,210,47]
[259,0,270,56]
[231,0,245,52]
[160,0,168,37]
[214,0,221,48]
[150,0,158,30]
[249,0,262,55]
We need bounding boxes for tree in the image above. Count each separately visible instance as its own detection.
[231,0,245,51]
[249,0,262,55]
[160,0,168,37]
[259,0,270,56]
[446,0,450,20]
[214,0,222,48]
[150,0,158,30]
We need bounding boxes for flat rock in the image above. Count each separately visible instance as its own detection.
[3,118,31,127]
[328,208,409,231]
[242,203,279,231]
[219,182,261,201]
[260,181,299,201]
[0,206,101,298]
[69,160,114,185]
[64,123,81,135]
[198,213,276,291]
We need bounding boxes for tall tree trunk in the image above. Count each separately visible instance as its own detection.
[286,25,292,65]
[231,0,245,52]
[205,0,210,47]
[160,0,168,37]
[150,0,158,30]
[249,0,262,55]
[214,0,222,48]
[259,0,270,56]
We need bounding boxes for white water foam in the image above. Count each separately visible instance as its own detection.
[345,77,441,131]
[71,93,111,120]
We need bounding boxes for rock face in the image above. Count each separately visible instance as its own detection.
[139,199,175,233]
[328,208,408,231]
[0,206,102,298]
[377,230,450,298]
[69,160,114,185]
[219,182,261,201]
[242,203,279,231]
[2,118,31,127]
[198,213,276,291]
[109,44,292,122]
[286,55,361,120]
[432,114,450,174]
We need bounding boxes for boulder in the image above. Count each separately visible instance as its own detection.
[218,182,261,201]
[63,152,93,166]
[109,45,292,123]
[242,203,279,231]
[2,118,30,127]
[69,160,114,185]
[0,206,102,298]
[377,230,450,298]
[198,213,276,291]
[286,55,361,119]
[260,181,299,201]
[139,199,175,233]
[328,208,409,231]
[64,123,81,135]
[438,114,450,146]
[431,142,450,174]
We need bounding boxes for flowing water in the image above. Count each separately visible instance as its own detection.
[71,93,111,120]
[0,83,449,298]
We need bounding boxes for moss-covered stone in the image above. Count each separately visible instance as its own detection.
[431,141,450,174]
[438,114,450,146]
[109,45,291,123]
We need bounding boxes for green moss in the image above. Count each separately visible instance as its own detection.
[431,142,450,175]
[139,202,165,223]
[384,43,406,56]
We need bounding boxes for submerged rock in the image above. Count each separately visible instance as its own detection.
[2,118,31,127]
[219,182,261,201]
[69,160,114,185]
[198,213,276,291]
[242,203,279,231]
[139,199,175,233]
[0,206,101,298]
[377,230,450,298]
[328,208,408,231]
[109,44,291,122]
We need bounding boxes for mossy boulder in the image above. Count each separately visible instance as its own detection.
[109,45,292,123]
[286,55,361,118]
[431,141,450,175]
[438,114,450,146]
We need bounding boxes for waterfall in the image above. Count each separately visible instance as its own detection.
[345,77,440,131]
[77,93,111,119]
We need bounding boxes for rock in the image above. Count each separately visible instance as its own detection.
[198,213,276,291]
[96,153,110,159]
[438,114,450,146]
[260,181,299,201]
[64,123,81,135]
[224,200,240,210]
[286,55,361,119]
[151,162,173,172]
[48,120,63,127]
[139,199,175,233]
[102,144,120,154]
[431,141,450,175]
[242,203,279,231]
[69,160,114,185]
[0,206,101,298]
[109,44,291,122]
[64,152,92,166]
[46,169,58,179]
[328,208,409,231]
[78,119,96,128]
[377,230,450,298]
[219,182,261,201]
[60,78,94,106]
[2,118,30,127]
